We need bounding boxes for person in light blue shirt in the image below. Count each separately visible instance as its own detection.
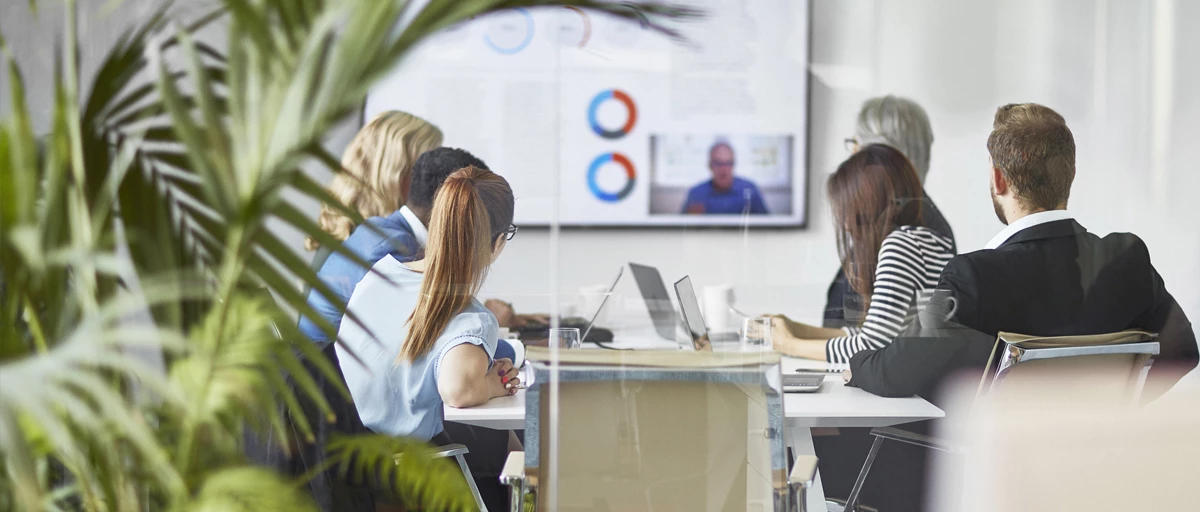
[336,166,520,441]
[299,147,489,344]
[681,141,769,215]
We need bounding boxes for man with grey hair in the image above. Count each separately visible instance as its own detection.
[823,95,957,328]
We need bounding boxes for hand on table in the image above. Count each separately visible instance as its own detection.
[768,314,845,339]
[484,299,550,329]
[769,317,832,361]
[485,299,517,328]
[491,358,521,397]
[513,314,550,329]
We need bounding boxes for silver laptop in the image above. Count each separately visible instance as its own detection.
[673,276,741,350]
[629,263,681,341]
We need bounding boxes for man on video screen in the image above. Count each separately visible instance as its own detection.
[681,140,769,215]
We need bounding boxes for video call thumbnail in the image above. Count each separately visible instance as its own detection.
[649,134,795,216]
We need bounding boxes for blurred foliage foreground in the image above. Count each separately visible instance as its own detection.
[0,0,692,510]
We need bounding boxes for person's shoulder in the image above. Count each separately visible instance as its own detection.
[733,176,762,190]
[1097,230,1149,253]
[882,226,939,251]
[353,256,418,290]
[441,300,499,344]
[344,214,419,259]
[894,225,954,251]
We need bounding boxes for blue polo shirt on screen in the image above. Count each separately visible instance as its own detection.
[681,177,769,215]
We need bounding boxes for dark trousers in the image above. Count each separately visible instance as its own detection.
[813,425,930,512]
[433,422,513,511]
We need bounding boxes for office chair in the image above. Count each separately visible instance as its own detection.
[248,284,491,511]
[498,347,819,512]
[838,329,1159,512]
[926,379,1200,510]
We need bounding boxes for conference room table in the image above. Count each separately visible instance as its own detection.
[445,329,944,510]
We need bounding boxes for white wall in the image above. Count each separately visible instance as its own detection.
[472,0,1200,340]
[4,1,1196,364]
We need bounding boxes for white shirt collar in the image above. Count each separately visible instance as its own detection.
[398,206,429,247]
[984,209,1074,250]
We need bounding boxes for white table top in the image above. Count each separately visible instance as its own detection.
[444,330,944,430]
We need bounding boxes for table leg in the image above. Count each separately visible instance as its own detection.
[786,426,826,512]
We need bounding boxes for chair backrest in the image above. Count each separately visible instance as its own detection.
[522,348,787,512]
[980,330,1160,405]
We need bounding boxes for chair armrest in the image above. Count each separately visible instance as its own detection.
[788,455,818,487]
[433,443,469,458]
[500,451,525,486]
[869,427,960,453]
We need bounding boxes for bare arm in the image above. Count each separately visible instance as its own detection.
[770,314,847,339]
[769,315,844,361]
[437,344,519,408]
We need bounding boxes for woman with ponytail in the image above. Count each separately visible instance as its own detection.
[336,165,519,442]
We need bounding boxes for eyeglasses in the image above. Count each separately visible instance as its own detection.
[502,224,518,241]
[843,138,859,153]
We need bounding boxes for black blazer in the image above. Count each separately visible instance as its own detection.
[847,219,1198,405]
[822,193,956,328]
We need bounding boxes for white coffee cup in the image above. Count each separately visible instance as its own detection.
[703,285,736,332]
[580,284,611,326]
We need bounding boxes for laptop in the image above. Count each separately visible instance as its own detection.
[629,263,679,341]
[579,267,623,344]
[519,268,622,344]
[673,276,741,351]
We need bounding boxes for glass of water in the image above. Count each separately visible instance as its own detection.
[740,317,772,352]
[549,327,582,350]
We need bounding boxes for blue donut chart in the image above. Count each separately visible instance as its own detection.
[587,89,638,139]
[587,152,637,203]
[484,8,535,55]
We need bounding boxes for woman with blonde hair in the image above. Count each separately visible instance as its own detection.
[305,110,442,251]
[299,111,442,344]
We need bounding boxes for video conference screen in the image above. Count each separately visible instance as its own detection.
[365,0,810,227]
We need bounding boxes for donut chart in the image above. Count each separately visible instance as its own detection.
[587,152,637,203]
[587,89,638,139]
[484,8,535,55]
[556,6,593,47]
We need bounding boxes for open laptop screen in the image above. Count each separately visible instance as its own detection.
[673,276,712,351]
[630,263,677,341]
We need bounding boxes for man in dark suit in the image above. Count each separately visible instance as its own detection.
[822,103,1198,512]
[846,103,1198,404]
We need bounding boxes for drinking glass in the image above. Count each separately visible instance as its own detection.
[549,327,581,350]
[740,317,772,352]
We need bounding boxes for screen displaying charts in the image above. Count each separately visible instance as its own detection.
[365,0,810,227]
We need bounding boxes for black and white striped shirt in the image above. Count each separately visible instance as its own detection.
[826,226,955,364]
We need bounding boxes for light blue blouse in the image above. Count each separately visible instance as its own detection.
[335,255,498,441]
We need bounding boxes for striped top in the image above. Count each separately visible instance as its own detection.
[825,226,955,364]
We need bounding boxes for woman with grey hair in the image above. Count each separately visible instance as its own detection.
[824,95,957,329]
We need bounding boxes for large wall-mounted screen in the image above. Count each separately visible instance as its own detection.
[365,0,810,227]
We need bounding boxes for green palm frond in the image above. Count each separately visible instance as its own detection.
[169,292,340,473]
[3,1,697,510]
[0,284,198,511]
[326,434,477,512]
[182,466,318,512]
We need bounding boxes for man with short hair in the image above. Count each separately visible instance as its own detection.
[681,141,768,214]
[848,102,1198,403]
[299,147,491,344]
[817,103,1198,512]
